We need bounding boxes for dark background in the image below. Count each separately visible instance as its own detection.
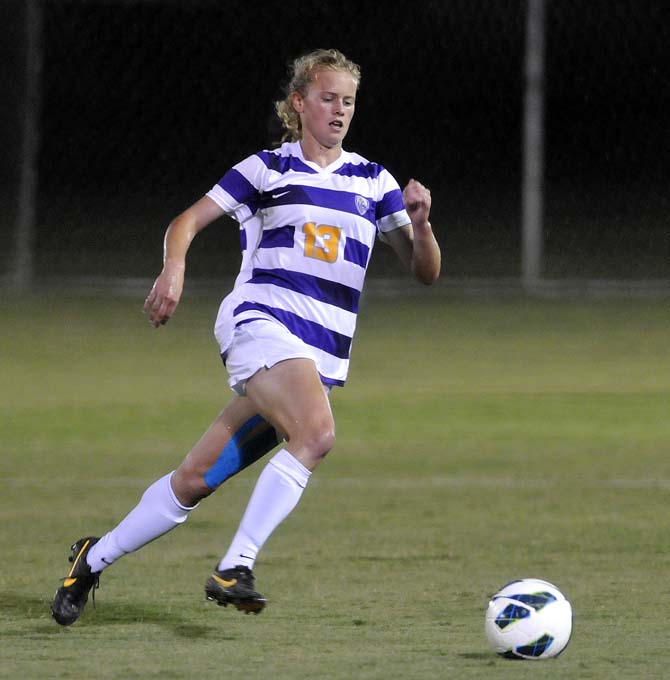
[2,0,669,282]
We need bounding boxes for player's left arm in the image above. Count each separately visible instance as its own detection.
[384,178,441,285]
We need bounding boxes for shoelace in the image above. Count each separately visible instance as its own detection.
[234,566,254,587]
[90,574,100,608]
[57,572,100,608]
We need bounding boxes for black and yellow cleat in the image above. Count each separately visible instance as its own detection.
[205,565,266,615]
[51,537,101,626]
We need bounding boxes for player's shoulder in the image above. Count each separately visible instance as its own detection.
[257,140,297,158]
[253,141,315,175]
[339,150,388,180]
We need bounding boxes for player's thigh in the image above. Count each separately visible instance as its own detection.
[245,358,334,444]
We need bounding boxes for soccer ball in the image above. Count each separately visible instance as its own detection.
[485,578,572,660]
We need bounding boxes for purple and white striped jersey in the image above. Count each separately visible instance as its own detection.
[207,141,410,387]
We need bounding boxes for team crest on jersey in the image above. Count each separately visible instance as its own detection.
[355,195,369,215]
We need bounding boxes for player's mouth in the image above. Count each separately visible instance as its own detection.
[329,120,343,130]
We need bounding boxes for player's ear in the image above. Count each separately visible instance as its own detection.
[291,91,304,113]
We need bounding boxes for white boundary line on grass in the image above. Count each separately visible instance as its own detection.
[4,476,670,489]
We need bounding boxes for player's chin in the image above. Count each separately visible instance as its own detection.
[325,127,347,143]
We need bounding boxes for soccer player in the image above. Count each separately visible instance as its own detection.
[51,48,441,625]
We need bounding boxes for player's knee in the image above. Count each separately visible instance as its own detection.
[171,465,215,505]
[302,419,336,461]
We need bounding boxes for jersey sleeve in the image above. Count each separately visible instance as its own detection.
[206,154,267,224]
[375,169,410,236]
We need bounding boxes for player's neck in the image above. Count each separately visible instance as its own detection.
[299,138,342,169]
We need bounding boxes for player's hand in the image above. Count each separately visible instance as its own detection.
[402,178,431,228]
[143,264,184,328]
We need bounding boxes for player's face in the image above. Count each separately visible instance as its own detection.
[294,69,357,149]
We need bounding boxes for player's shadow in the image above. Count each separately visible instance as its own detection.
[0,592,235,639]
[458,651,498,667]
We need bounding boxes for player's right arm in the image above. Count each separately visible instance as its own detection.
[144,196,225,328]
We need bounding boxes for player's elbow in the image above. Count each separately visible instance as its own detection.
[412,261,441,286]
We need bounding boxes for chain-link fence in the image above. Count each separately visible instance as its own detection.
[2,0,668,285]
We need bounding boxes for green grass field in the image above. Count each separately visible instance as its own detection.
[2,290,669,679]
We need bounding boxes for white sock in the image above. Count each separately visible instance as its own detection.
[218,448,311,571]
[86,471,196,573]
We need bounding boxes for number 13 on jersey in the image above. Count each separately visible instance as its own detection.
[303,222,341,263]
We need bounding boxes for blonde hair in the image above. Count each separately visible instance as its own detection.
[275,48,361,143]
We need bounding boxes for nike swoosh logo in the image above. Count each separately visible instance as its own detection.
[212,574,237,588]
[271,190,290,199]
[66,538,91,581]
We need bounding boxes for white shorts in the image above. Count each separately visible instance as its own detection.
[222,319,319,396]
